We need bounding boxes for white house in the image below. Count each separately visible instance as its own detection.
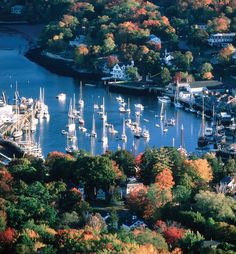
[122,215,147,230]
[11,5,24,15]
[208,33,236,47]
[161,49,174,66]
[220,176,236,192]
[110,61,135,80]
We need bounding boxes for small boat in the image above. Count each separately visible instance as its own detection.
[56,93,66,101]
[204,127,213,136]
[142,128,150,139]
[163,128,168,133]
[116,96,124,103]
[143,118,149,123]
[167,118,176,126]
[134,104,144,110]
[174,102,183,108]
[158,96,171,103]
[155,124,160,128]
[94,104,99,110]
[78,117,85,125]
[119,106,126,113]
[109,125,118,135]
[61,130,68,135]
[79,126,87,133]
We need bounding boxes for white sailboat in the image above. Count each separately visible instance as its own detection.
[78,81,84,108]
[90,114,97,138]
[121,118,127,142]
[142,127,150,139]
[174,84,183,108]
[101,113,108,144]
[126,98,131,114]
[12,92,23,139]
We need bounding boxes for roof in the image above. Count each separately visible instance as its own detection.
[189,80,223,89]
[220,176,235,185]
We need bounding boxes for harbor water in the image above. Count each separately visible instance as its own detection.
[0,28,203,157]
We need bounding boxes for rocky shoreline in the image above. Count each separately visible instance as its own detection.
[25,47,102,81]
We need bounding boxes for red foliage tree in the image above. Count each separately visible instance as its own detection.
[107,55,119,67]
[163,226,185,246]
[0,227,17,245]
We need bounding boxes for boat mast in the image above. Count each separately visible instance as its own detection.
[201,96,205,137]
[80,81,83,100]
[180,124,184,148]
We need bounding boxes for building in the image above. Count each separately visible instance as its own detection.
[147,34,161,47]
[161,49,174,66]
[208,33,236,47]
[220,176,236,192]
[194,24,208,30]
[121,215,147,230]
[11,5,24,15]
[109,61,135,80]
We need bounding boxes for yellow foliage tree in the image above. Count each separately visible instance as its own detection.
[185,159,213,182]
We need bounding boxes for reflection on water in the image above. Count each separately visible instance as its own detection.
[0,31,204,156]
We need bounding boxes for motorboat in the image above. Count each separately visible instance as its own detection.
[158,96,171,103]
[119,106,126,113]
[204,127,213,136]
[142,128,150,139]
[134,104,144,111]
[155,123,160,128]
[108,125,118,135]
[61,130,68,135]
[56,93,66,101]
[79,126,87,133]
[116,96,124,103]
[12,130,23,139]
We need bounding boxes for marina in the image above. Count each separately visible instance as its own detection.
[1,29,236,159]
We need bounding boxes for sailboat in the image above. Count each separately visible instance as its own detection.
[90,114,97,138]
[126,98,131,113]
[160,102,165,120]
[134,113,141,138]
[174,84,183,108]
[12,92,23,139]
[198,96,208,148]
[101,113,108,144]
[66,130,78,154]
[121,118,127,142]
[142,127,150,139]
[78,81,84,108]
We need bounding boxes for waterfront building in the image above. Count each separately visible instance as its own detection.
[110,61,135,80]
[11,5,24,15]
[208,33,236,47]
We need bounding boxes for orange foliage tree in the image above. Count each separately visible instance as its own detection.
[185,159,213,182]
[155,168,175,190]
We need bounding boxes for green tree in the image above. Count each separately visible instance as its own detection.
[111,150,136,177]
[160,67,171,86]
[195,191,236,221]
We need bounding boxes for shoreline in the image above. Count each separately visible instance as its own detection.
[25,47,102,80]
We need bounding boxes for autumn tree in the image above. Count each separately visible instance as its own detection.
[160,67,172,86]
[218,44,235,65]
[185,159,213,183]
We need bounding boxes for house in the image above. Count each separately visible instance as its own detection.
[220,176,236,192]
[11,5,24,15]
[121,215,147,230]
[208,33,236,47]
[194,24,208,30]
[161,49,174,66]
[110,61,135,80]
[147,34,161,47]
[125,177,144,197]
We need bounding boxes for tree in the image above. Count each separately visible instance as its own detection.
[74,44,89,64]
[155,168,175,190]
[195,191,236,221]
[72,156,117,199]
[173,185,191,204]
[180,230,204,253]
[107,55,119,67]
[111,150,136,177]
[126,66,141,81]
[218,44,235,65]
[185,159,213,183]
[160,67,171,86]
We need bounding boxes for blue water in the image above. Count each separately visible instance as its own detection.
[0,30,203,157]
